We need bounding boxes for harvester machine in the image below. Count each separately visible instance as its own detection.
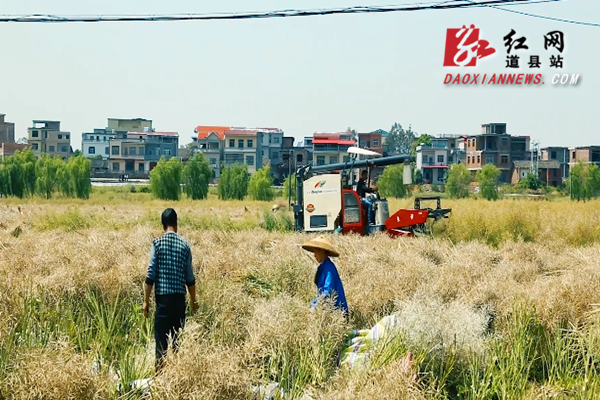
[293,149,451,238]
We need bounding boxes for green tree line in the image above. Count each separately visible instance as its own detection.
[0,149,91,199]
[150,154,275,201]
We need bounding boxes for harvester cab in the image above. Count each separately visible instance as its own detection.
[293,149,451,238]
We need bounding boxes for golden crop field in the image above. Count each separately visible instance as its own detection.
[2,188,600,399]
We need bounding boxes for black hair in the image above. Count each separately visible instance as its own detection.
[161,208,177,229]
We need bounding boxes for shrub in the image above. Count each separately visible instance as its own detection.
[282,175,296,201]
[248,165,275,201]
[149,156,183,200]
[218,163,249,200]
[446,163,471,199]
[476,164,501,200]
[183,153,212,200]
[567,161,600,201]
[377,164,409,198]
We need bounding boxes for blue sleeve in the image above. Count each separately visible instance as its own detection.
[185,249,195,287]
[311,270,332,309]
[145,242,157,285]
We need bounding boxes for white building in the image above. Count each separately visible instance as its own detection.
[82,129,117,159]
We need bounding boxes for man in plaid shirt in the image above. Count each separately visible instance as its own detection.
[143,208,198,372]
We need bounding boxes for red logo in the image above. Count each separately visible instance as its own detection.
[314,180,326,188]
[306,204,315,213]
[443,25,495,67]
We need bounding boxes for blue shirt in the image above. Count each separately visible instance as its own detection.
[145,232,195,296]
[311,257,348,313]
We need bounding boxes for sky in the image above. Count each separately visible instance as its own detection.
[1,0,598,151]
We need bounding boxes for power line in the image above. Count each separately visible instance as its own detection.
[0,0,566,23]
[467,0,600,27]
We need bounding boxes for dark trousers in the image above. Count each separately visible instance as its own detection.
[154,294,186,372]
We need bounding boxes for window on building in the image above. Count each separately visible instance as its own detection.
[112,146,119,155]
[501,137,508,147]
[44,132,48,139]
[32,143,38,150]
[209,158,217,165]
[238,140,244,149]
[139,147,144,155]
[31,130,39,138]
[96,136,99,141]
[163,149,171,155]
[486,155,493,164]
[501,155,509,164]
[477,155,481,164]
[373,140,379,146]
[343,156,350,162]
[330,156,339,164]
[247,140,253,148]
[296,154,303,162]
[58,134,62,139]
[246,155,255,166]
[156,147,160,156]
[49,145,55,152]
[61,146,68,153]
[89,147,96,154]
[551,151,557,159]
[139,163,145,172]
[103,136,106,141]
[317,156,326,166]
[105,147,109,155]
[229,139,235,148]
[130,147,136,155]
[572,151,576,160]
[360,141,366,147]
[437,155,444,163]
[274,137,280,144]
[113,163,120,171]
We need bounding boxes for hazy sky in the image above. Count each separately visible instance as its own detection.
[1,0,598,150]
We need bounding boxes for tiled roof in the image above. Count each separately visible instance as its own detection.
[195,126,229,140]
[313,139,356,145]
[513,160,560,169]
[127,131,179,137]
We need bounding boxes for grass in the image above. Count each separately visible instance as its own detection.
[2,189,600,399]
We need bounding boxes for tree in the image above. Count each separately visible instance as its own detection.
[16,137,28,145]
[283,174,296,201]
[476,164,501,200]
[218,163,249,200]
[14,149,36,197]
[183,153,212,200]
[67,155,92,199]
[411,134,433,157]
[384,123,416,155]
[149,156,183,200]
[346,127,358,143]
[248,165,275,201]
[446,163,471,199]
[518,172,544,191]
[567,162,600,201]
[72,149,82,157]
[377,164,409,198]
[35,155,65,199]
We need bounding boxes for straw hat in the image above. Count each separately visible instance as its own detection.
[301,236,339,257]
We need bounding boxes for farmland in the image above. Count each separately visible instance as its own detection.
[2,188,600,399]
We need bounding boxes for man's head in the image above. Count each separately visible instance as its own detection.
[361,170,368,180]
[161,208,178,232]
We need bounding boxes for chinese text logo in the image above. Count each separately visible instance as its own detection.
[443,25,495,67]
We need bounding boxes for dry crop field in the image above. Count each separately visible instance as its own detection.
[2,188,600,399]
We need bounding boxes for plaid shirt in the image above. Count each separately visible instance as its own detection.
[145,232,195,296]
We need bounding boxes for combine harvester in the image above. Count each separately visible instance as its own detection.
[293,148,451,237]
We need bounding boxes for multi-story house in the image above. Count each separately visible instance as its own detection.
[108,130,179,175]
[257,128,284,174]
[107,118,152,133]
[223,129,262,174]
[358,131,383,155]
[466,123,530,183]
[193,126,229,178]
[541,146,570,181]
[27,120,71,159]
[82,129,117,159]
[0,143,29,160]
[415,135,466,184]
[0,114,15,144]
[312,132,355,166]
[569,146,600,169]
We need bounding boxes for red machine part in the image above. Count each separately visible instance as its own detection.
[385,209,429,230]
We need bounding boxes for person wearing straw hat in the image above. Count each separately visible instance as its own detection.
[302,235,348,317]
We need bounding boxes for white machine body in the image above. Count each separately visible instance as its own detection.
[303,174,342,232]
